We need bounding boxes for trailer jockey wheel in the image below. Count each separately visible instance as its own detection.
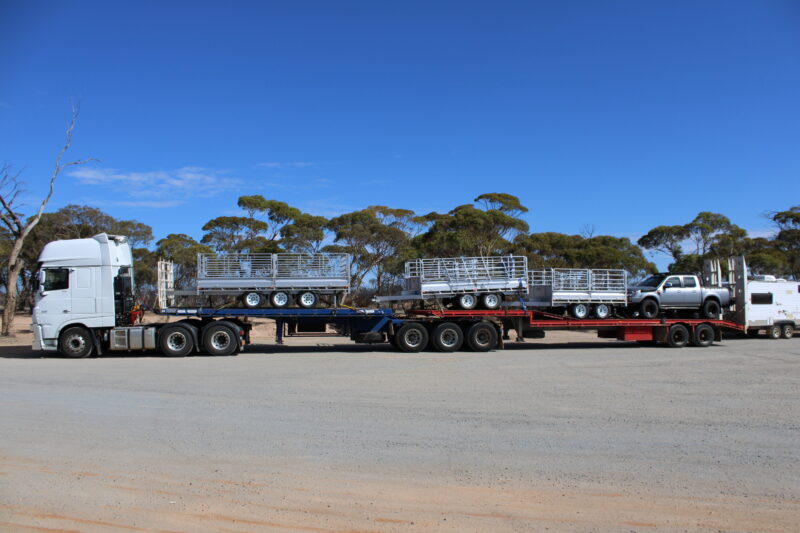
[592,304,611,319]
[271,291,291,308]
[481,293,501,310]
[569,303,589,319]
[297,291,318,309]
[242,292,262,309]
[456,293,478,310]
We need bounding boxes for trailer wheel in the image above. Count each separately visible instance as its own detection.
[395,322,428,353]
[159,325,194,357]
[592,304,611,319]
[202,323,238,356]
[569,303,589,319]
[431,322,464,352]
[692,323,714,347]
[466,322,498,352]
[639,299,659,319]
[271,291,291,308]
[481,293,501,310]
[701,298,721,319]
[456,293,478,310]
[58,327,94,358]
[242,291,262,309]
[782,324,794,339]
[768,325,782,339]
[667,324,690,348]
[297,291,318,309]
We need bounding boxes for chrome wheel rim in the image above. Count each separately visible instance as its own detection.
[404,329,423,348]
[211,331,231,350]
[273,292,289,307]
[66,334,86,354]
[440,328,459,348]
[167,332,187,351]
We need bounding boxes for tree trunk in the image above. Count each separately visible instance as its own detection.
[2,238,25,336]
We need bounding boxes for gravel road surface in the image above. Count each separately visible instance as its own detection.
[1,333,798,532]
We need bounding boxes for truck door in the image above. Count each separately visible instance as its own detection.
[681,276,702,307]
[660,276,683,306]
[38,268,71,339]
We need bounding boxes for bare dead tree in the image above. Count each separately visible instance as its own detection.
[0,105,95,336]
[580,223,596,239]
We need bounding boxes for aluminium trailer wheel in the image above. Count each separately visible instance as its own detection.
[242,291,262,309]
[592,303,611,319]
[455,293,478,310]
[297,291,318,309]
[271,291,291,308]
[58,327,94,358]
[481,293,501,310]
[569,303,590,319]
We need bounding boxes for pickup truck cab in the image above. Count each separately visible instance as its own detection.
[628,273,732,319]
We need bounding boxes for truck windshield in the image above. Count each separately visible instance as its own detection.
[637,274,666,288]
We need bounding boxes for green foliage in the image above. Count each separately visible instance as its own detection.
[280,214,329,253]
[637,225,689,260]
[156,233,213,289]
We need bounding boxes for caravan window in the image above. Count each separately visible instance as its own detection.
[43,268,69,291]
[751,293,773,305]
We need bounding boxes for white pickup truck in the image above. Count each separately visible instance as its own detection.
[627,273,733,319]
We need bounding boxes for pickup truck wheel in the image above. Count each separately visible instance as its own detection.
[466,322,498,352]
[270,291,291,308]
[702,299,721,319]
[159,325,194,357]
[456,293,478,310]
[202,323,238,356]
[297,291,318,309]
[569,303,589,319]
[692,323,715,347]
[395,322,429,353]
[667,324,690,348]
[592,304,611,319]
[481,293,501,310]
[782,324,795,339]
[639,299,659,319]
[59,327,94,358]
[768,325,782,339]
[242,291,262,309]
[431,322,464,352]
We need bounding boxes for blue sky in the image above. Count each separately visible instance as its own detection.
[1,1,798,267]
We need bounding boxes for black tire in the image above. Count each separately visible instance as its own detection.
[592,303,611,319]
[481,293,501,310]
[782,324,795,339]
[667,324,690,348]
[431,322,464,352]
[241,291,262,309]
[569,303,589,319]
[202,323,238,356]
[692,323,715,347]
[159,325,194,357]
[466,322,498,352]
[768,325,782,339]
[639,299,659,319]
[456,293,478,310]
[395,322,429,353]
[270,291,291,308]
[702,298,721,319]
[58,326,94,358]
[297,291,318,309]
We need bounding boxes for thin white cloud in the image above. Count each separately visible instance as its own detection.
[69,166,242,205]
[257,162,315,168]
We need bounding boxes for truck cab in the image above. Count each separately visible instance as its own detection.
[32,233,134,354]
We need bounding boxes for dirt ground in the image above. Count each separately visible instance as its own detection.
[1,314,798,532]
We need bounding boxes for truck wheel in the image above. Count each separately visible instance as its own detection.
[481,293,501,310]
[58,327,94,358]
[297,291,318,309]
[466,322,498,352]
[667,324,690,348]
[569,303,589,319]
[431,322,464,352]
[768,325,782,339]
[639,299,659,319]
[242,292,262,309]
[702,299,721,319]
[395,322,429,353]
[782,324,794,339]
[456,293,478,310]
[692,323,714,347]
[592,304,611,319]
[202,323,238,356]
[159,325,194,357]
[271,291,291,308]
